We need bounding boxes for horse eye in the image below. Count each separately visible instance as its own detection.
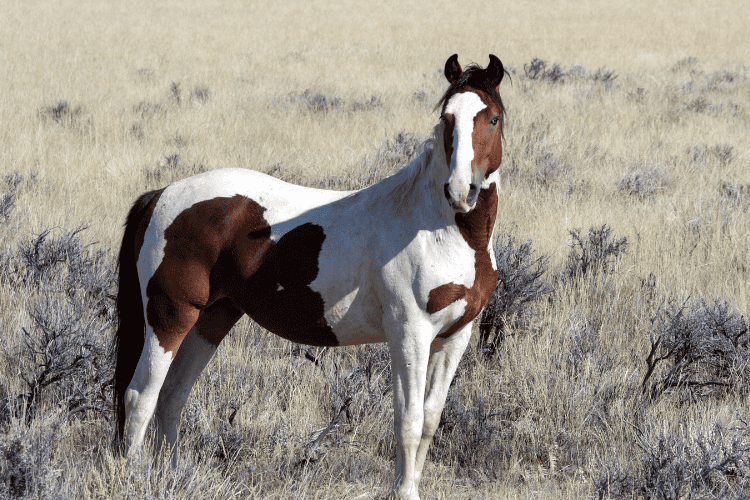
[490,117,499,126]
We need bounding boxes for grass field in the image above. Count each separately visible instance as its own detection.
[1,0,750,498]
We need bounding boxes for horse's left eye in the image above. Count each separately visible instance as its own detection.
[490,117,499,126]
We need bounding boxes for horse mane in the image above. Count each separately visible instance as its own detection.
[376,121,446,215]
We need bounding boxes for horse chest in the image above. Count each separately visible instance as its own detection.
[425,188,498,336]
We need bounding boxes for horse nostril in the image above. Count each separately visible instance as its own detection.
[444,183,451,200]
[469,183,478,196]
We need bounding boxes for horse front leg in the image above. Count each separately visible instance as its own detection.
[386,318,432,500]
[414,322,472,484]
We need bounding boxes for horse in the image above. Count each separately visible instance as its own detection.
[114,53,506,500]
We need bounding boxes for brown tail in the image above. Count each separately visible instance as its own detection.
[113,189,163,446]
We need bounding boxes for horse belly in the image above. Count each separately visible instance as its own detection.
[318,284,386,346]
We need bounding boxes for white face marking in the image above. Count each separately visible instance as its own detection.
[444,92,486,172]
[444,92,487,211]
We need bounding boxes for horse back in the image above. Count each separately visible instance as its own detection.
[137,168,376,348]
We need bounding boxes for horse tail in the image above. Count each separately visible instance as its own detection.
[113,189,162,446]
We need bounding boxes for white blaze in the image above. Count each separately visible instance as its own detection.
[444,92,487,209]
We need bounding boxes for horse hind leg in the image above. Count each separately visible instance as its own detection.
[122,296,202,454]
[154,298,243,458]
[122,324,184,453]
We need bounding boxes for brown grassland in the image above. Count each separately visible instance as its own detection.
[1,0,750,498]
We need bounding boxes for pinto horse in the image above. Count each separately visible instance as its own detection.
[114,54,506,499]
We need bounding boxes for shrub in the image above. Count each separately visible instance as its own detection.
[37,100,82,126]
[0,227,115,301]
[618,164,670,200]
[291,89,342,113]
[721,182,750,203]
[0,170,36,222]
[271,90,387,115]
[689,143,734,165]
[594,452,639,500]
[595,418,750,500]
[0,409,69,499]
[523,58,616,85]
[430,389,505,476]
[191,85,211,103]
[133,101,164,119]
[0,228,116,420]
[672,56,699,72]
[514,140,570,190]
[479,236,553,353]
[642,298,750,402]
[525,58,565,83]
[532,147,569,189]
[563,225,628,282]
[351,94,386,112]
[590,67,618,83]
[14,294,113,421]
[0,192,15,222]
[170,82,181,105]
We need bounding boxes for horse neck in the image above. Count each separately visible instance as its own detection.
[376,124,453,223]
[452,174,499,252]
[374,122,499,238]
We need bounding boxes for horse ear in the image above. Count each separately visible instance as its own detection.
[486,54,504,87]
[444,54,462,84]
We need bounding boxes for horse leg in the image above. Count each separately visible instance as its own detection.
[386,317,432,500]
[154,299,243,459]
[123,327,186,453]
[123,296,201,454]
[413,322,473,484]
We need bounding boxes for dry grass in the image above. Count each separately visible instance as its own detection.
[1,0,750,498]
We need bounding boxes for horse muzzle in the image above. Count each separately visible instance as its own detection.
[444,182,479,213]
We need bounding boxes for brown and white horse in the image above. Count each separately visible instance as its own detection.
[114,54,506,499]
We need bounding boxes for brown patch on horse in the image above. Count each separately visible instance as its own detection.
[233,222,337,346]
[426,185,498,337]
[442,113,456,168]
[146,195,338,354]
[470,92,503,178]
[192,298,244,347]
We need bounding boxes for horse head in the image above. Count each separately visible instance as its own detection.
[439,54,506,213]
